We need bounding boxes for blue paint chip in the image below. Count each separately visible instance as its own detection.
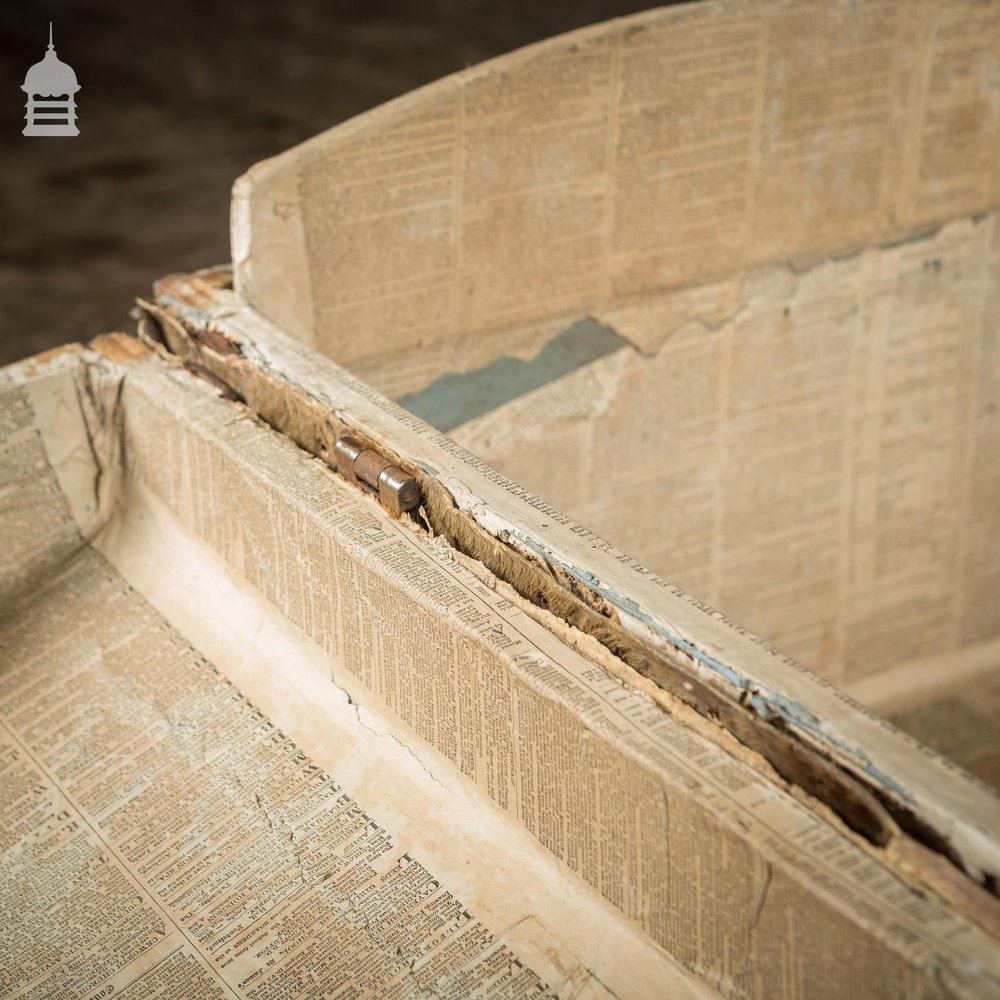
[396,318,629,432]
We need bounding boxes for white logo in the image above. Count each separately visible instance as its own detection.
[22,24,80,137]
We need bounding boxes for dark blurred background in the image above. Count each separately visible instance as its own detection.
[0,0,666,365]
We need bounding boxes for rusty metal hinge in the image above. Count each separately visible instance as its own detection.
[332,436,420,517]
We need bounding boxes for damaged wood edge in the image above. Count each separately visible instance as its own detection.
[132,297,1000,918]
[448,542,1000,942]
[133,298,421,520]
[416,475,888,840]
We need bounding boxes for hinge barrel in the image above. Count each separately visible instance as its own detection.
[333,436,420,516]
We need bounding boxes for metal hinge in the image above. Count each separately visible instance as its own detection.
[332,436,420,517]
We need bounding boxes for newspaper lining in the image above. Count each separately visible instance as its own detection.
[3,0,1000,994]
[2,354,709,1000]
[3,347,998,998]
[227,0,1000,890]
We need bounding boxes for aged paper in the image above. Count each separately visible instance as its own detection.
[6,340,998,997]
[1,353,712,998]
[448,213,1000,686]
[232,0,1000,386]
[4,2,1000,996]
[230,0,1000,769]
[155,268,1000,903]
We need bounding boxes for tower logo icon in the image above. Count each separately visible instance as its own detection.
[22,24,80,137]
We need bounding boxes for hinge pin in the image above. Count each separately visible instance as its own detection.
[333,436,421,516]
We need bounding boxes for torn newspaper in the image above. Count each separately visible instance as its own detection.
[3,0,1000,997]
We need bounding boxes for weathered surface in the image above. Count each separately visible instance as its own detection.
[148,270,1000,934]
[231,0,1000,689]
